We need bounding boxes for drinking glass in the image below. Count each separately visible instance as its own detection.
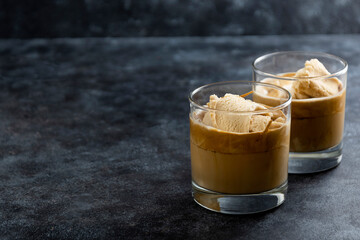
[189,81,291,214]
[253,52,347,173]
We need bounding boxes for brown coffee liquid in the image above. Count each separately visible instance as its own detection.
[190,118,290,194]
[256,74,346,152]
[290,90,346,152]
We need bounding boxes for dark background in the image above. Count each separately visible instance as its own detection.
[1,1,360,239]
[1,0,359,38]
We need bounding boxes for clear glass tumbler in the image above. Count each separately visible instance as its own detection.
[253,51,348,174]
[189,81,291,214]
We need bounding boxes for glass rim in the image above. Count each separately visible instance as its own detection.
[188,80,292,114]
[252,51,348,80]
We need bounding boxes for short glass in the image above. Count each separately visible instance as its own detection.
[189,81,291,214]
[253,51,348,174]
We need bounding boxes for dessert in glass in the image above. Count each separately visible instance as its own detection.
[253,52,347,173]
[189,81,291,214]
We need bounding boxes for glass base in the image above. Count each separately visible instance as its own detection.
[192,181,287,215]
[289,142,342,174]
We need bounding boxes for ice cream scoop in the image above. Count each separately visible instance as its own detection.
[262,58,342,99]
[202,93,282,133]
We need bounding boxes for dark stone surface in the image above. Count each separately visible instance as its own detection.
[0,35,359,239]
[2,0,360,38]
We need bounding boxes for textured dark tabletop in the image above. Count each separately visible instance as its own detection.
[0,35,359,239]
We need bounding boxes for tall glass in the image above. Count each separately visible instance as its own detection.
[253,52,347,173]
[189,81,291,214]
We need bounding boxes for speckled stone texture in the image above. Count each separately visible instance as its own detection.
[0,35,359,239]
[1,0,360,38]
